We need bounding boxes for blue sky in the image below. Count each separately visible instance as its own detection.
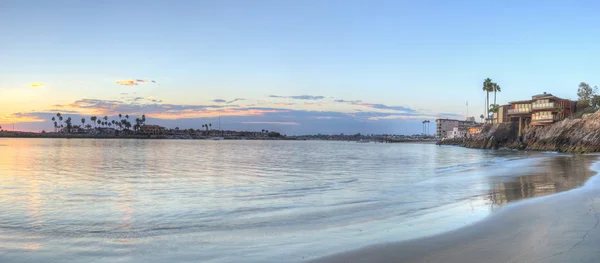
[1,1,600,134]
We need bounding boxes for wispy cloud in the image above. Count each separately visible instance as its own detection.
[213,98,245,104]
[0,112,45,123]
[269,95,325,100]
[242,121,300,125]
[334,99,361,103]
[47,98,282,120]
[29,82,44,89]
[335,99,416,113]
[115,79,155,86]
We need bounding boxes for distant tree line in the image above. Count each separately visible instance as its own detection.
[51,113,146,133]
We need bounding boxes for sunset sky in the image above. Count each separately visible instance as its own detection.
[2,1,600,134]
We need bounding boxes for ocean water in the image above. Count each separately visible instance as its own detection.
[0,139,595,262]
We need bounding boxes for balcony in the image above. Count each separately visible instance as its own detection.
[507,108,531,115]
[532,102,555,110]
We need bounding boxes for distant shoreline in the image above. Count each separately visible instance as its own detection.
[0,131,437,143]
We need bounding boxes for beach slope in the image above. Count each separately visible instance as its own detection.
[311,162,600,263]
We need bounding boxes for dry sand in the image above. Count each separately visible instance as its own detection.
[311,158,600,263]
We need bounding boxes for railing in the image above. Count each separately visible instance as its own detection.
[508,108,531,114]
[531,116,558,121]
[532,102,555,110]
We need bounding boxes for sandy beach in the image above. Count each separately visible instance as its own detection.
[311,155,600,263]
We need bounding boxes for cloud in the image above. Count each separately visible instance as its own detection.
[303,102,324,107]
[0,112,45,123]
[29,82,44,88]
[213,98,245,104]
[115,79,152,86]
[227,98,245,104]
[335,99,416,113]
[47,98,282,120]
[242,121,300,125]
[269,95,325,100]
[334,99,362,103]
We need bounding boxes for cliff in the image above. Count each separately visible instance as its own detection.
[438,111,600,153]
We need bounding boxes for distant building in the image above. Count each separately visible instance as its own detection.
[435,118,477,138]
[140,125,166,135]
[446,127,467,139]
[91,128,116,135]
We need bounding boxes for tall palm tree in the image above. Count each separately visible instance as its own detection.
[480,114,484,123]
[209,123,212,130]
[56,113,63,129]
[51,117,56,132]
[492,82,501,105]
[482,78,493,119]
[90,116,97,128]
[97,120,101,127]
[81,118,86,130]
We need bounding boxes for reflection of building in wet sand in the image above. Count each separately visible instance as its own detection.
[487,156,596,210]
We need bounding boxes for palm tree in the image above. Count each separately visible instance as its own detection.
[90,116,97,128]
[119,114,122,119]
[125,114,129,120]
[81,118,86,129]
[482,78,493,119]
[97,120,101,127]
[480,114,484,123]
[65,117,72,133]
[492,82,501,106]
[56,113,63,129]
[51,117,56,132]
[209,123,212,130]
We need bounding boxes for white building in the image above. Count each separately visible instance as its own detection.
[446,127,467,139]
[436,118,476,138]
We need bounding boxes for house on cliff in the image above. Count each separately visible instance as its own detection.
[501,92,576,136]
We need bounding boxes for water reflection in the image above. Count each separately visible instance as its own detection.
[1,139,599,263]
[487,155,597,210]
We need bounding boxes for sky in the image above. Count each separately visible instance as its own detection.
[2,0,600,135]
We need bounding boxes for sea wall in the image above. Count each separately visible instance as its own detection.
[438,111,600,153]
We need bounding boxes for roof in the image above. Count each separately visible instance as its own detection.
[508,100,533,104]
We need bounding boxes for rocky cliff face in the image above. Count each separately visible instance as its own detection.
[438,111,600,153]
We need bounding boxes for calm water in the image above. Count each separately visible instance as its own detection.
[0,139,596,262]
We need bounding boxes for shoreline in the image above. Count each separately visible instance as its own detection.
[0,133,438,143]
[310,154,600,263]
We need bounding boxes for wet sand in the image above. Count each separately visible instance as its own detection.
[311,155,600,263]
